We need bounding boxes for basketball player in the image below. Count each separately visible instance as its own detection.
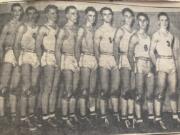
[56,6,79,129]
[94,7,120,128]
[14,6,41,131]
[128,13,154,131]
[150,12,180,130]
[114,8,136,129]
[76,7,98,127]
[0,3,23,126]
[36,5,60,128]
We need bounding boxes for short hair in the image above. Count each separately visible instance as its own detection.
[137,12,149,22]
[44,5,58,14]
[85,6,97,15]
[25,6,38,14]
[100,7,113,15]
[157,12,169,20]
[122,8,134,17]
[65,6,77,14]
[11,3,23,12]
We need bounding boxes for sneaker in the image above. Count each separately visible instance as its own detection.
[80,116,93,129]
[128,118,135,129]
[135,120,146,133]
[21,118,37,131]
[69,114,80,126]
[47,117,58,128]
[100,116,110,128]
[62,118,76,130]
[29,115,42,128]
[155,120,167,130]
[120,119,130,129]
[172,117,180,129]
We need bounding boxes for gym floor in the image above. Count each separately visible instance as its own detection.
[1,112,180,135]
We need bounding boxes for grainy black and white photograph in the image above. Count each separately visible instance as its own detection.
[0,1,180,135]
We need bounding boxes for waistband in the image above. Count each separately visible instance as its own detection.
[44,49,55,54]
[5,46,13,51]
[157,55,173,59]
[100,52,114,56]
[62,52,74,56]
[81,52,95,56]
[119,52,128,55]
[135,57,150,61]
[21,48,35,53]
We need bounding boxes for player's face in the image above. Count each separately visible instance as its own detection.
[102,10,112,23]
[67,8,78,23]
[86,11,96,25]
[27,9,37,22]
[124,11,134,26]
[159,15,169,29]
[138,16,148,30]
[12,6,22,20]
[47,8,58,22]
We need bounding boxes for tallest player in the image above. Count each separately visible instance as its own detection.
[150,12,180,130]
[0,3,23,126]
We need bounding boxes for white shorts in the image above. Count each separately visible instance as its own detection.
[156,57,176,73]
[134,58,153,77]
[119,54,131,70]
[61,54,79,72]
[19,51,40,68]
[99,54,117,70]
[79,54,97,70]
[41,52,57,67]
[4,49,17,66]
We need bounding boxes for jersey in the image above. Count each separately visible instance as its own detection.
[134,32,151,58]
[21,24,38,51]
[119,25,136,53]
[61,24,78,55]
[152,30,174,57]
[81,26,95,54]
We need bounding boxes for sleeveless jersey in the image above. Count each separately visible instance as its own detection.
[62,25,78,54]
[98,25,116,54]
[153,30,174,56]
[21,24,38,51]
[134,32,151,58]
[43,24,58,52]
[119,26,136,53]
[81,26,94,54]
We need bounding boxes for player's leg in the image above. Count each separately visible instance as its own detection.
[146,74,155,125]
[79,67,91,125]
[134,73,144,129]
[9,66,21,124]
[0,63,13,120]
[20,64,32,129]
[120,68,130,129]
[41,65,55,123]
[168,71,180,127]
[61,70,74,129]
[110,68,120,124]
[48,68,60,127]
[89,68,97,119]
[28,66,41,128]
[154,71,167,130]
[69,70,80,124]
[99,67,110,127]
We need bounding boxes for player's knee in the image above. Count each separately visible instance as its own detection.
[100,90,108,100]
[89,89,96,98]
[80,88,88,99]
[154,92,163,102]
[169,92,178,101]
[135,92,143,104]
[9,88,18,96]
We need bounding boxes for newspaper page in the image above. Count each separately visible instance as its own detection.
[0,0,180,135]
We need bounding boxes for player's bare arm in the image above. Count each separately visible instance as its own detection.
[14,24,26,60]
[149,34,157,65]
[0,25,8,62]
[114,28,124,63]
[55,28,65,67]
[94,29,100,63]
[75,27,84,62]
[128,34,138,70]
[36,26,46,61]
